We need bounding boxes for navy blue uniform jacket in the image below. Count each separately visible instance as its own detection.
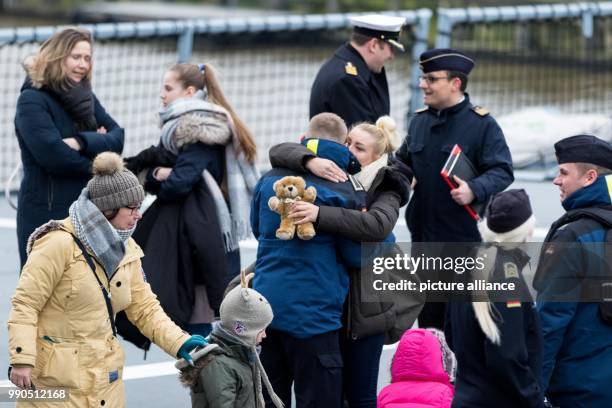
[310,43,389,127]
[397,95,513,242]
[251,143,366,338]
[15,80,124,265]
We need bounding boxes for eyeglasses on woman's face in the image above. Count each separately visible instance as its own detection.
[124,204,142,215]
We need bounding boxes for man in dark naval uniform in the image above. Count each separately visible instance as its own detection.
[310,14,406,127]
[396,49,514,329]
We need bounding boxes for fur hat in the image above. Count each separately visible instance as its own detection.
[478,189,535,243]
[87,152,144,211]
[220,271,274,346]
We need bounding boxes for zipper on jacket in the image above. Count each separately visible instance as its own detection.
[47,176,54,211]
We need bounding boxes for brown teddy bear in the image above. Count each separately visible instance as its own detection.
[268,176,317,240]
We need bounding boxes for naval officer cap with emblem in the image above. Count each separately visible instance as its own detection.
[419,48,475,75]
[350,14,406,52]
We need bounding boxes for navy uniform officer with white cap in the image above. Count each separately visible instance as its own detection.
[396,49,513,329]
[310,14,405,127]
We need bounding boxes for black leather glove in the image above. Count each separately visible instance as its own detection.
[125,145,177,174]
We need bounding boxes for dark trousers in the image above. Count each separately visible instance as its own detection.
[341,333,385,408]
[260,328,343,408]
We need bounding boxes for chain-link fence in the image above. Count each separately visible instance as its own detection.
[2,4,611,188]
[436,2,612,170]
[0,11,431,190]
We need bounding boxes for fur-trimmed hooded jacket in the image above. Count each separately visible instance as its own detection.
[156,107,231,198]
[377,329,455,408]
[178,333,262,408]
[127,103,239,328]
[126,109,231,202]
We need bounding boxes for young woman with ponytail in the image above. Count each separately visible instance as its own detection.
[126,63,259,338]
[268,116,424,408]
[445,189,545,408]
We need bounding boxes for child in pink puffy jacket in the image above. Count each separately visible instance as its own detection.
[377,328,456,408]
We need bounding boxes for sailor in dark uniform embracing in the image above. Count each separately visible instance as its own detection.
[310,14,406,128]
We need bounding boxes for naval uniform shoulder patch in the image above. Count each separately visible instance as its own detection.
[471,106,489,116]
[415,107,428,113]
[345,62,358,76]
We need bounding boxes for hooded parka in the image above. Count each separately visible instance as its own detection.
[179,332,262,408]
[377,329,455,408]
[8,218,190,407]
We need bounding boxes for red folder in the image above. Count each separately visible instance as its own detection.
[440,144,481,221]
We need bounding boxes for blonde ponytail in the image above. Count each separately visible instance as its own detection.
[351,115,399,158]
[375,115,399,154]
[472,302,501,345]
[202,64,257,164]
[471,246,501,345]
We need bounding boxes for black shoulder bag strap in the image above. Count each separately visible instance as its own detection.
[71,235,117,337]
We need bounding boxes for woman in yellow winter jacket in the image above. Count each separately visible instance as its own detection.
[8,152,206,407]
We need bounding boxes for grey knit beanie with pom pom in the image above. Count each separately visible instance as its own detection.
[87,152,144,211]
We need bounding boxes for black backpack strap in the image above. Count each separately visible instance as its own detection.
[565,207,612,228]
[557,209,612,323]
[71,235,117,337]
[545,207,612,241]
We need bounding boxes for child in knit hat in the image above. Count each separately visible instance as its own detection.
[176,270,283,408]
